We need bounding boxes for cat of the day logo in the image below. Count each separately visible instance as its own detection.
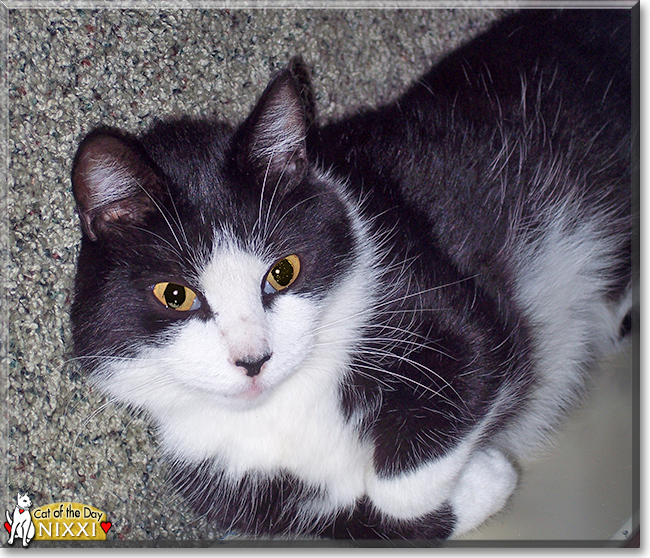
[4,495,112,547]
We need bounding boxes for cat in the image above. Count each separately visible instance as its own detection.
[70,9,633,540]
[6,493,36,547]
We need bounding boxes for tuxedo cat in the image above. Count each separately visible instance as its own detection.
[70,9,633,540]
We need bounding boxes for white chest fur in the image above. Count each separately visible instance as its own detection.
[159,349,374,509]
[167,239,378,508]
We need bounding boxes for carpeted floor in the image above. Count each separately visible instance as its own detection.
[4,7,510,544]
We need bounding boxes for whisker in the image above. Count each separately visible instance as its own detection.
[265,192,327,242]
[357,347,470,414]
[255,153,275,238]
[165,181,191,251]
[263,152,295,241]
[353,361,468,416]
[133,178,185,255]
[312,275,479,338]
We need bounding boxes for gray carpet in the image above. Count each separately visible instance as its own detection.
[4,7,509,543]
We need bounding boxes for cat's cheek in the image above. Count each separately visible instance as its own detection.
[263,295,320,387]
[163,320,256,399]
[90,320,247,408]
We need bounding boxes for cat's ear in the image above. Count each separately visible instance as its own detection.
[237,58,313,187]
[71,129,162,241]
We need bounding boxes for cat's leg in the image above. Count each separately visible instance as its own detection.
[13,521,23,544]
[364,438,474,523]
[328,496,455,540]
[358,444,516,539]
[448,447,518,537]
[25,520,35,545]
[7,513,15,545]
[19,523,29,547]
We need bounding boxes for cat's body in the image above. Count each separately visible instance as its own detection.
[70,10,633,540]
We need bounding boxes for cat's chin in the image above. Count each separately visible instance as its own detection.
[234,384,267,404]
[218,379,277,410]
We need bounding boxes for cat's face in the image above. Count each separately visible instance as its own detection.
[71,68,363,415]
[16,493,32,509]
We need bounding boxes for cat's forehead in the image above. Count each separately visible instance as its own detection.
[198,234,269,303]
[203,230,270,275]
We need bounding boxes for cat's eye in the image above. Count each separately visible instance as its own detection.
[264,255,300,294]
[152,282,201,311]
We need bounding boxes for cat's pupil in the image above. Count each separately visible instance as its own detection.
[164,283,186,309]
[272,259,294,287]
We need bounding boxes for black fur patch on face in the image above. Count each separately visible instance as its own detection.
[140,119,357,303]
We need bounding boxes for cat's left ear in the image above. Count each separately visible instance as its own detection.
[236,58,312,188]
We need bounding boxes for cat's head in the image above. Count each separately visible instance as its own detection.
[16,493,32,509]
[70,60,372,417]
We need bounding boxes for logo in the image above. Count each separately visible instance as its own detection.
[5,495,112,546]
[5,492,35,547]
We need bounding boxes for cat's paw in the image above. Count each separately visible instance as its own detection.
[449,447,517,537]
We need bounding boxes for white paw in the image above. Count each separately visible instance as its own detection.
[449,447,517,537]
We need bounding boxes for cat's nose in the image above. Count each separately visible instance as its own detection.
[235,353,272,377]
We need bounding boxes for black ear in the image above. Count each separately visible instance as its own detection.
[237,58,312,186]
[71,129,163,241]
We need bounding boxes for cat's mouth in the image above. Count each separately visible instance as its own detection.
[238,380,264,400]
[229,376,276,407]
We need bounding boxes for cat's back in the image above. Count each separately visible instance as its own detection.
[310,9,633,457]
[312,9,632,292]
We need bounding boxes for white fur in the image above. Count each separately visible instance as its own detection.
[503,203,629,456]
[365,439,474,520]
[254,85,305,165]
[364,397,519,528]
[94,193,382,515]
[93,179,514,528]
[449,448,518,536]
[85,156,138,210]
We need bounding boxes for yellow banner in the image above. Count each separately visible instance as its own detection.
[31,502,110,541]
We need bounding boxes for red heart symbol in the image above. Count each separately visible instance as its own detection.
[100,521,112,534]
[4,521,10,534]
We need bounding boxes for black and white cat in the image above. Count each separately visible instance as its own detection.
[70,9,633,540]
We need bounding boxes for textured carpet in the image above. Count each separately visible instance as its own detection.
[4,7,510,544]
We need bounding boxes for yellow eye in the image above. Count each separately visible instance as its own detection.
[264,254,300,294]
[153,282,201,311]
